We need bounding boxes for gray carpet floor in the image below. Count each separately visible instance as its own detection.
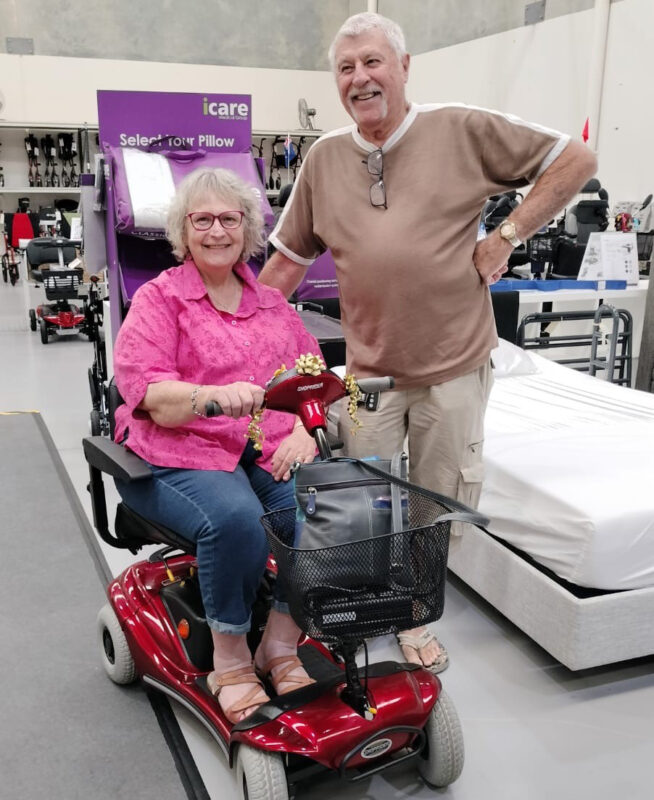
[0,412,186,800]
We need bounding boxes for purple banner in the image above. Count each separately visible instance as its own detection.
[97,90,263,340]
[295,250,339,300]
[97,90,252,152]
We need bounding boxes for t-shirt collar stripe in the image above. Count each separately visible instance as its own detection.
[351,102,419,153]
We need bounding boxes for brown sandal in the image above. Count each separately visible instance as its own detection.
[397,629,449,674]
[256,655,315,695]
[206,665,270,724]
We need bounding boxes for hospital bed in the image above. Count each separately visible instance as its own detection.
[448,341,654,670]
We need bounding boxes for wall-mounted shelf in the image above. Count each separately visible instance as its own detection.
[0,187,81,195]
[1,123,99,210]
[0,122,98,131]
[253,129,322,138]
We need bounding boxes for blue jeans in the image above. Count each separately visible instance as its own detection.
[115,442,294,635]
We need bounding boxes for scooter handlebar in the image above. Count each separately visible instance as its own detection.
[204,401,223,418]
[357,376,395,394]
[204,374,395,417]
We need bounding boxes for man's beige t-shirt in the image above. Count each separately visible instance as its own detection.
[270,103,569,389]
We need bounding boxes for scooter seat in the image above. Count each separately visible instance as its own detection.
[115,502,197,556]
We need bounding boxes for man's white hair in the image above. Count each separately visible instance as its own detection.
[328,12,407,71]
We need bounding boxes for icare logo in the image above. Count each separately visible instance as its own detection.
[203,97,249,120]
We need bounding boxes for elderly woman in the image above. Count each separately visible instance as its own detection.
[113,167,319,724]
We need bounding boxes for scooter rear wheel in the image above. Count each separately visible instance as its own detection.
[235,743,288,800]
[39,318,49,345]
[97,603,137,685]
[417,689,464,787]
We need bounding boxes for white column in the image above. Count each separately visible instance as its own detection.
[586,0,611,151]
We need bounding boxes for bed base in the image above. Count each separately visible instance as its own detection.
[448,526,654,670]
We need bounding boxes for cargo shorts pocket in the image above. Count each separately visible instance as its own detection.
[453,442,485,537]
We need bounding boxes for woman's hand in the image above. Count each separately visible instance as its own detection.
[271,425,316,482]
[205,382,265,419]
[140,380,264,427]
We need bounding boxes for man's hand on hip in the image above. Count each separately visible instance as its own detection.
[472,233,512,285]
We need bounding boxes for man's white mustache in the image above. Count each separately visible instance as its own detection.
[348,83,383,102]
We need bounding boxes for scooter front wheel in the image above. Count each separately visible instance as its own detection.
[235,743,288,800]
[417,689,464,787]
[97,603,137,685]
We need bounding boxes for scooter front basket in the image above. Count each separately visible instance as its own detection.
[262,487,453,642]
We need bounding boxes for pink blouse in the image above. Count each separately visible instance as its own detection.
[113,259,320,472]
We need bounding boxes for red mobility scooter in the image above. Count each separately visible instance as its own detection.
[27,237,91,344]
[83,361,487,799]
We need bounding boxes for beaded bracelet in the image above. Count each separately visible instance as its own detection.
[190,386,206,417]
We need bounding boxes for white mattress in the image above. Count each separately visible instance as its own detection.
[480,351,654,590]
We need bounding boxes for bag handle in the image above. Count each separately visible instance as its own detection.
[146,135,206,162]
[390,452,407,533]
[326,456,490,530]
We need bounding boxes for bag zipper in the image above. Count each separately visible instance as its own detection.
[306,487,317,514]
[303,479,386,516]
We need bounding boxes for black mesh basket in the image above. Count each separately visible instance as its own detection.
[43,268,83,301]
[527,233,558,264]
[261,487,453,642]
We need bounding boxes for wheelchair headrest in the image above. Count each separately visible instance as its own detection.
[581,178,601,194]
[26,237,76,267]
[574,199,609,224]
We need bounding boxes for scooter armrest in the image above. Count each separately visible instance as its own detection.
[82,436,152,482]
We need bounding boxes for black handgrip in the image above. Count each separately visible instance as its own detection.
[205,401,223,418]
[357,376,395,393]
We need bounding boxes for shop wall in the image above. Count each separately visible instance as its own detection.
[409,0,652,204]
[380,0,596,55]
[596,0,653,202]
[0,54,351,132]
[0,0,360,71]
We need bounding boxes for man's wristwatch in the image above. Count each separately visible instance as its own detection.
[498,220,522,248]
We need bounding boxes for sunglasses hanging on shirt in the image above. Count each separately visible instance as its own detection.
[364,148,387,209]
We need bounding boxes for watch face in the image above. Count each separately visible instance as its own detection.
[500,222,514,237]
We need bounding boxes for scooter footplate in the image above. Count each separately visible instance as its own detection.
[298,643,343,682]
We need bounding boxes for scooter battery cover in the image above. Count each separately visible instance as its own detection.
[160,575,213,671]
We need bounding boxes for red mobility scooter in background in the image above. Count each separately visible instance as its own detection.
[26,237,93,344]
[83,359,488,799]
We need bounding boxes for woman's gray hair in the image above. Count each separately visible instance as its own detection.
[167,167,265,262]
[328,12,407,71]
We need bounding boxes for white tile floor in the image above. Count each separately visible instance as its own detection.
[2,274,653,800]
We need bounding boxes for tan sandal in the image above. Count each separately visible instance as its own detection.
[397,629,449,674]
[256,655,316,695]
[206,665,270,724]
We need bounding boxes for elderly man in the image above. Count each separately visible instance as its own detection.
[258,12,597,672]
